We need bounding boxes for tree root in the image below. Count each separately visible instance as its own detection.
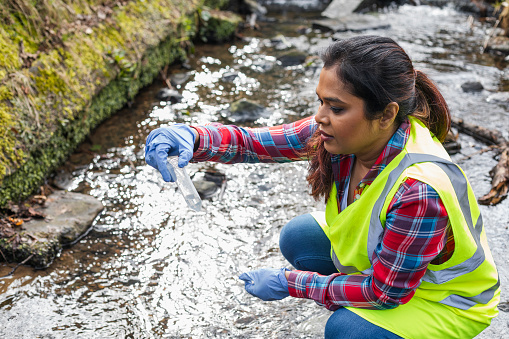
[478,143,509,206]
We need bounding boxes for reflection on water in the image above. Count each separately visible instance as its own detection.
[1,5,508,338]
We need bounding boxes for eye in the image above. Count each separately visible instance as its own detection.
[330,106,344,114]
[317,98,323,106]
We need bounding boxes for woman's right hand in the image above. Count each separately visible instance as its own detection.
[145,124,197,182]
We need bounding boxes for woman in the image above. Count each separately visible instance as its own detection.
[145,36,499,338]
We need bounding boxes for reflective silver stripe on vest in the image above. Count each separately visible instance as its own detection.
[439,278,500,310]
[331,248,361,274]
[363,153,495,310]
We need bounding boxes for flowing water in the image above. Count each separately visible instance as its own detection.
[1,5,509,338]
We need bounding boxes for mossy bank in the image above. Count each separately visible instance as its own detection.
[0,0,241,207]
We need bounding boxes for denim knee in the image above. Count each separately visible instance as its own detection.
[279,213,337,274]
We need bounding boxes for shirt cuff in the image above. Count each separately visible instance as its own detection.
[287,270,314,299]
[190,125,212,161]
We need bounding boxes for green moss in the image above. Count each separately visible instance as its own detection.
[199,9,241,43]
[0,236,61,269]
[0,28,21,70]
[0,103,24,179]
[203,0,231,10]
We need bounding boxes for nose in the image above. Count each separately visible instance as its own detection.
[315,105,329,125]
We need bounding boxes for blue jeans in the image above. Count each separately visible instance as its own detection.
[279,213,402,339]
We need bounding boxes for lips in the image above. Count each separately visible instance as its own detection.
[319,130,333,141]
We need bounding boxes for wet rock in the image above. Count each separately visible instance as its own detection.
[0,190,103,268]
[312,19,346,33]
[52,168,74,190]
[251,57,276,72]
[235,315,256,326]
[170,72,191,87]
[277,50,308,67]
[461,81,484,93]
[258,0,330,12]
[224,98,271,123]
[221,71,239,82]
[296,26,312,35]
[194,180,218,199]
[156,88,183,103]
[321,0,366,19]
[246,0,268,16]
[315,14,390,33]
[270,35,292,50]
[486,36,509,54]
[193,171,226,199]
[323,0,419,17]
[200,9,243,43]
[181,59,192,70]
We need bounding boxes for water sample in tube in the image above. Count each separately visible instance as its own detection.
[166,156,202,211]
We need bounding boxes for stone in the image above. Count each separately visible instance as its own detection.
[24,190,103,244]
[0,190,104,268]
[314,14,390,34]
[221,71,239,82]
[486,36,509,54]
[321,0,365,19]
[194,180,219,199]
[461,81,484,93]
[170,72,191,87]
[224,98,270,123]
[277,50,308,67]
[156,88,183,103]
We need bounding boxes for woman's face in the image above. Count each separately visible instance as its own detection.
[314,67,385,159]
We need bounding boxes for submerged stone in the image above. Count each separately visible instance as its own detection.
[277,50,308,67]
[170,72,192,87]
[225,98,271,123]
[221,71,239,82]
[461,81,484,93]
[156,88,184,103]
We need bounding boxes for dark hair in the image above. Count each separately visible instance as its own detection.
[307,35,451,202]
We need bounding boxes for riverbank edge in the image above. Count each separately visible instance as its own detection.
[0,1,241,208]
[0,1,241,267]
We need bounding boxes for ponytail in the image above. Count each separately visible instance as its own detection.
[411,70,451,142]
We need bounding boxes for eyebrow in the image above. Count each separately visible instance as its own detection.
[316,92,346,104]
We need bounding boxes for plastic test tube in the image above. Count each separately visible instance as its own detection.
[166,156,202,211]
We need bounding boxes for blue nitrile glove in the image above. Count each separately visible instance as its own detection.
[239,268,290,301]
[145,124,196,182]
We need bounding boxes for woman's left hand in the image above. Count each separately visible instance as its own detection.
[239,268,290,301]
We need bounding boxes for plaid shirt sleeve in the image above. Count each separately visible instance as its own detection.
[287,178,449,310]
[191,116,317,163]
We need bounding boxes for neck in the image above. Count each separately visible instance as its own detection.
[356,124,398,171]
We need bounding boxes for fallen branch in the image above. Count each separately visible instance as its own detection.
[479,143,509,206]
[0,254,34,278]
[457,144,499,162]
[452,117,507,145]
[451,117,509,206]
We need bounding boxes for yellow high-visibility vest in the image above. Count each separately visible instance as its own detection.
[317,117,499,339]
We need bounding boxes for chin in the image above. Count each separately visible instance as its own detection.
[323,144,342,155]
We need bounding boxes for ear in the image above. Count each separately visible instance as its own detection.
[380,102,399,129]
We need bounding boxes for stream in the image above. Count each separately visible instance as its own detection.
[1,4,509,338]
